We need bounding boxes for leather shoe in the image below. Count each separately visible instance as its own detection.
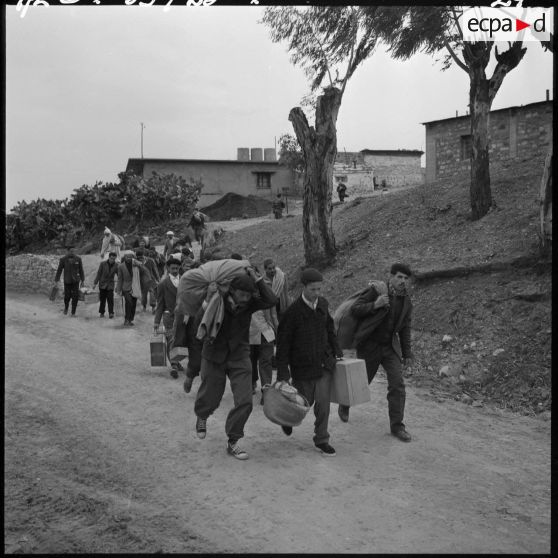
[281,425,292,436]
[338,405,349,423]
[391,428,411,442]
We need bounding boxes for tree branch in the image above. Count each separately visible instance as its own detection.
[444,40,469,73]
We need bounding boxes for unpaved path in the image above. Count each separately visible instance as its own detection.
[5,292,550,553]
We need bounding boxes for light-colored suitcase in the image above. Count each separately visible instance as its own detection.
[330,358,371,406]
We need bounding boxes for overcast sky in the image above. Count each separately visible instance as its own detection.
[5,5,554,210]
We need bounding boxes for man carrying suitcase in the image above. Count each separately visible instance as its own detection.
[340,262,414,442]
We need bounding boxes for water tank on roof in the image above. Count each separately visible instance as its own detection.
[264,148,277,162]
[251,148,263,161]
[237,148,250,161]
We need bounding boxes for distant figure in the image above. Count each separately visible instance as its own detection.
[100,227,124,261]
[116,251,152,327]
[163,231,177,260]
[230,253,243,260]
[188,209,209,244]
[135,248,160,313]
[272,194,285,219]
[179,247,196,275]
[336,182,348,203]
[54,246,85,317]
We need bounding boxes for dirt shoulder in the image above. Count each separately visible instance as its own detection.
[5,292,550,553]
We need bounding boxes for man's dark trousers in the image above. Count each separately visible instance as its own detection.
[64,282,80,313]
[292,367,332,446]
[123,291,138,322]
[357,343,406,431]
[99,288,114,315]
[194,355,253,443]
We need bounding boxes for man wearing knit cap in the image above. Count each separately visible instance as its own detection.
[193,267,278,460]
[342,262,414,442]
[276,267,343,456]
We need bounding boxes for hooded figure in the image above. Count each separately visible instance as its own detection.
[100,227,124,261]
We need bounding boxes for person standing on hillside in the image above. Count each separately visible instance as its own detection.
[272,193,285,219]
[337,182,348,203]
[188,209,208,244]
[340,263,414,442]
[100,227,123,261]
[276,268,343,456]
[153,257,184,378]
[93,251,118,318]
[193,269,278,461]
[54,246,85,317]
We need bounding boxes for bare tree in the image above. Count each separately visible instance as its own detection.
[364,7,528,220]
[262,6,378,267]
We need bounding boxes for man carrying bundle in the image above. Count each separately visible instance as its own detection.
[193,267,278,460]
[338,263,414,442]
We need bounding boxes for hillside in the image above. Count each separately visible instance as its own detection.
[212,158,551,415]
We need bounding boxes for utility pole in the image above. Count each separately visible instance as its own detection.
[140,122,146,159]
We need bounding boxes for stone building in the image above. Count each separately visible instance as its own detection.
[126,148,294,208]
[422,99,553,183]
[333,149,424,198]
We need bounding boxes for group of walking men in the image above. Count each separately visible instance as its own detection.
[54,235,414,462]
[181,258,414,461]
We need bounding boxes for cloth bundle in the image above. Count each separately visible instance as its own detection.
[176,258,251,342]
[333,280,388,350]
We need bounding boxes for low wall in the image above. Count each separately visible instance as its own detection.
[5,254,60,296]
[5,254,102,296]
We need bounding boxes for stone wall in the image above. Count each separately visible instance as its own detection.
[6,254,61,296]
[6,254,101,296]
[424,100,553,182]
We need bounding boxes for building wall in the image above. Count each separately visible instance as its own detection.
[333,153,424,197]
[424,101,553,182]
[140,161,294,208]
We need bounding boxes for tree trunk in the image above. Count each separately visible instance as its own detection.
[539,146,552,254]
[469,68,492,220]
[289,87,342,268]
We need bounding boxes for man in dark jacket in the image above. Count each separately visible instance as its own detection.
[54,246,85,317]
[115,251,152,326]
[154,257,183,378]
[135,248,160,313]
[193,269,278,461]
[276,268,343,456]
[93,251,118,318]
[341,262,414,442]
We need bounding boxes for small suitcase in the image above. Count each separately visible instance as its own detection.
[330,358,371,406]
[150,332,167,366]
[49,284,59,301]
[113,294,125,317]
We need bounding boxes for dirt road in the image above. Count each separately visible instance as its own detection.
[5,292,550,553]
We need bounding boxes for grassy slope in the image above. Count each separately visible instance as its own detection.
[215,157,551,414]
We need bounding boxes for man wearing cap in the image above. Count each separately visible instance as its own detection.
[93,251,119,318]
[154,257,184,378]
[54,246,85,317]
[276,268,343,456]
[341,262,414,442]
[193,268,278,461]
[163,231,176,260]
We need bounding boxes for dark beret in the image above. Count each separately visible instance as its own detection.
[300,268,323,285]
[230,274,256,293]
[390,262,412,276]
